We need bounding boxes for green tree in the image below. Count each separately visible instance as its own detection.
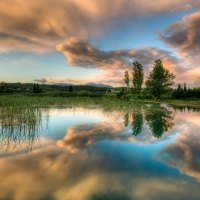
[132,62,144,93]
[177,83,181,91]
[0,82,7,93]
[33,83,37,93]
[36,83,40,93]
[177,83,183,98]
[69,85,73,92]
[33,83,41,93]
[146,59,175,99]
[184,83,187,92]
[123,71,130,92]
[172,83,184,98]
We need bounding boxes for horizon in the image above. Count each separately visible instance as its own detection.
[1,0,200,87]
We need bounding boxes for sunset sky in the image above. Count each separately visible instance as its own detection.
[1,0,200,87]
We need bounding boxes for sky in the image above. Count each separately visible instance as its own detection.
[1,0,200,87]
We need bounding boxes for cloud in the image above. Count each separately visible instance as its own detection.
[157,11,200,86]
[0,0,199,53]
[56,37,187,86]
[33,74,118,86]
[34,77,47,83]
[57,37,180,71]
[57,37,131,69]
[159,11,200,58]
[2,0,200,86]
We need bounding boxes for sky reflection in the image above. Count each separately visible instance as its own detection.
[0,104,200,199]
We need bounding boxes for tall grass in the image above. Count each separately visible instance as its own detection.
[0,95,143,109]
[0,96,50,152]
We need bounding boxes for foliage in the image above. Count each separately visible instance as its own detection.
[123,71,130,91]
[69,85,73,92]
[172,83,200,99]
[146,59,175,99]
[33,83,42,93]
[132,62,144,93]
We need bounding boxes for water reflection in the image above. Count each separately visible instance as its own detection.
[145,105,174,138]
[123,104,174,138]
[124,113,129,127]
[0,107,48,153]
[131,105,143,136]
[0,104,200,199]
[57,123,126,153]
[170,104,200,113]
[0,136,200,200]
[157,111,200,182]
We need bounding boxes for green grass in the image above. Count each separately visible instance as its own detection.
[0,94,138,109]
[1,94,200,109]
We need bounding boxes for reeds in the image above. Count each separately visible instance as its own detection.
[0,96,49,153]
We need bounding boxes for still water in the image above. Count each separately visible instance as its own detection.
[0,103,200,200]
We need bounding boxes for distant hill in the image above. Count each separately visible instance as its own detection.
[53,83,74,87]
[85,82,113,88]
[53,82,113,88]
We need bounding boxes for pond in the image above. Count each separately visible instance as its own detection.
[0,103,200,200]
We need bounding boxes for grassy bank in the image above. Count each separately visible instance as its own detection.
[0,94,200,109]
[0,95,139,111]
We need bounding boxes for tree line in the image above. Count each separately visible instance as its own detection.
[33,83,42,93]
[172,83,200,99]
[123,59,200,99]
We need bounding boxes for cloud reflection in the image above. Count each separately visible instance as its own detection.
[0,105,200,199]
[57,123,125,153]
[157,112,200,182]
[0,137,200,200]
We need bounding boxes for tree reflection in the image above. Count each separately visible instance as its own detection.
[131,106,143,136]
[169,104,200,113]
[145,105,174,138]
[123,104,174,138]
[124,113,129,127]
